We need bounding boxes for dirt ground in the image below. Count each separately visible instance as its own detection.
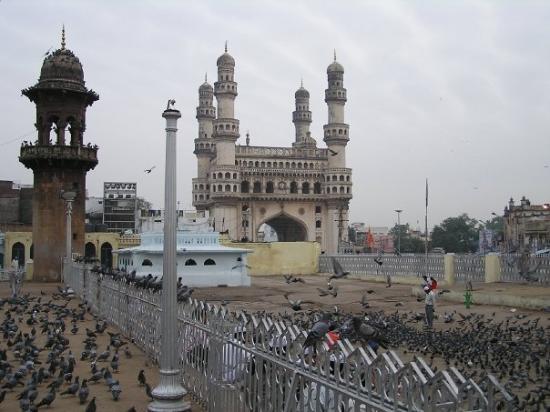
[2,277,548,411]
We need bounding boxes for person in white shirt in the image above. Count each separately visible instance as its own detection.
[424,285,435,328]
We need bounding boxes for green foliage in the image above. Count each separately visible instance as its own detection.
[431,214,479,253]
[389,223,426,253]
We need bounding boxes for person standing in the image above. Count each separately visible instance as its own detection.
[424,285,436,328]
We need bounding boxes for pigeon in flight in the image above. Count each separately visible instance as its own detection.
[144,166,156,173]
[329,257,349,281]
[327,148,338,156]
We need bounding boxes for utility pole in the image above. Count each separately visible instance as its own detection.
[394,209,403,255]
[334,205,349,253]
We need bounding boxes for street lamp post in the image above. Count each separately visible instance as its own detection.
[148,101,190,412]
[394,209,403,255]
[61,190,77,281]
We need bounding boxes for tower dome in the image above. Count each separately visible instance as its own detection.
[327,50,344,73]
[199,80,213,92]
[216,42,235,68]
[295,86,310,99]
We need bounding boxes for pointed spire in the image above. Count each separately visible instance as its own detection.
[205,72,208,82]
[225,41,228,53]
[333,49,337,62]
[300,77,303,88]
[61,25,66,50]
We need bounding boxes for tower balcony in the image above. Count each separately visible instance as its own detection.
[195,106,215,119]
[213,118,240,139]
[214,80,238,97]
[323,124,349,144]
[19,144,98,171]
[292,110,312,122]
[325,88,347,103]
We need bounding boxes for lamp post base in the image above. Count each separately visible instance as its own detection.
[148,369,191,412]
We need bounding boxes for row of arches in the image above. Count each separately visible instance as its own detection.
[84,242,113,268]
[212,172,238,180]
[238,160,320,170]
[241,181,322,194]
[10,242,32,267]
[326,175,351,182]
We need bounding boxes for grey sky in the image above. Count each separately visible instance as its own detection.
[1,0,549,229]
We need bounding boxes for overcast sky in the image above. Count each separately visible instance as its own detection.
[1,0,549,229]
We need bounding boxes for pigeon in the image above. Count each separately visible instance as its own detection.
[284,294,313,311]
[144,166,156,173]
[138,369,146,386]
[283,275,305,284]
[351,316,388,348]
[386,274,392,288]
[111,383,122,400]
[145,383,153,401]
[85,396,97,412]
[36,388,56,408]
[78,379,89,404]
[60,376,80,395]
[360,294,370,309]
[303,314,331,348]
[329,258,349,281]
[374,257,383,266]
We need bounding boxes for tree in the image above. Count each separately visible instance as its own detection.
[431,214,479,253]
[389,223,426,253]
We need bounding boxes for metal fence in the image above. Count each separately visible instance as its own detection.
[319,254,445,279]
[454,255,485,283]
[499,254,550,284]
[65,262,515,411]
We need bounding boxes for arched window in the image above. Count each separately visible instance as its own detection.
[302,182,310,194]
[217,184,222,192]
[339,175,344,181]
[185,259,197,266]
[225,172,231,179]
[332,187,337,193]
[241,181,250,193]
[261,161,265,167]
[225,184,231,192]
[340,186,345,193]
[85,242,96,258]
[255,161,259,167]
[314,182,322,194]
[347,187,350,193]
[100,242,113,269]
[316,220,322,228]
[218,172,223,179]
[142,259,153,266]
[266,181,274,193]
[290,181,298,194]
[30,244,34,259]
[11,242,25,267]
[326,176,330,182]
[233,173,237,179]
[233,185,237,192]
[204,258,216,265]
[253,181,261,193]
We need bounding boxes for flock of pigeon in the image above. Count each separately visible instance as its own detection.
[0,286,154,411]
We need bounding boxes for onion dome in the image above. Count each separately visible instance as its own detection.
[216,41,235,67]
[295,86,310,99]
[327,49,344,73]
[199,73,213,92]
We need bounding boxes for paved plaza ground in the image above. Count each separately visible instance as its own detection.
[2,276,548,411]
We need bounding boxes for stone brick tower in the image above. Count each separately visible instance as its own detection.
[19,28,99,281]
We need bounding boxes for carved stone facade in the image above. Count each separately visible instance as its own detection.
[192,48,352,253]
[19,29,99,281]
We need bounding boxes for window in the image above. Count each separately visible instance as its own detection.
[142,259,153,266]
[241,181,250,193]
[253,181,261,193]
[204,258,216,265]
[266,181,274,193]
[290,181,298,194]
[314,182,322,194]
[233,173,237,179]
[316,220,322,228]
[225,184,231,192]
[185,259,197,266]
[302,182,310,194]
[315,206,322,213]
[225,172,231,179]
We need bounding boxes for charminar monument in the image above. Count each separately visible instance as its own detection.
[192,45,352,254]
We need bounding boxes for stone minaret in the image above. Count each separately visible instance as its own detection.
[323,51,350,253]
[194,74,215,178]
[292,80,314,148]
[323,51,349,168]
[19,28,99,281]
[213,43,239,166]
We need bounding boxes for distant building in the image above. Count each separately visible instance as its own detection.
[0,180,33,230]
[503,196,550,251]
[103,182,137,233]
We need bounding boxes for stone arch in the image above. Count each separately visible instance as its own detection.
[11,242,25,267]
[100,242,113,269]
[142,259,153,266]
[258,212,308,242]
[204,258,216,265]
[85,242,96,258]
[185,259,197,266]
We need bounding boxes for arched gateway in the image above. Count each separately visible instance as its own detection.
[261,214,307,242]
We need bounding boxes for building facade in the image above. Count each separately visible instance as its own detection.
[103,182,137,233]
[503,196,550,251]
[192,48,352,253]
[18,29,99,281]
